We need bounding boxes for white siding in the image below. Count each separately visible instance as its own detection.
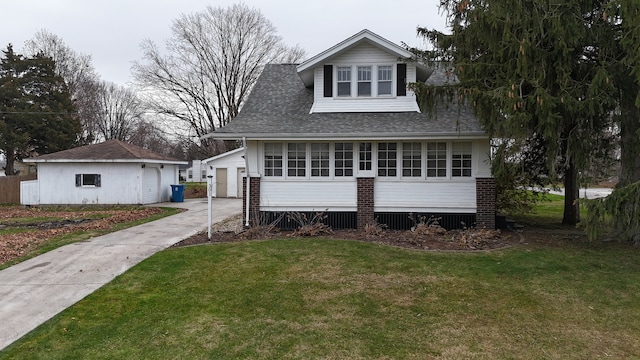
[206,149,246,198]
[375,181,476,213]
[20,180,39,205]
[34,162,179,205]
[260,180,357,211]
[311,42,420,113]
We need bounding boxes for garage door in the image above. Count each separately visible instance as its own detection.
[142,167,160,204]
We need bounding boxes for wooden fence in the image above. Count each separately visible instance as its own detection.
[0,174,37,204]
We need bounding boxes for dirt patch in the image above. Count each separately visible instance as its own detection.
[0,206,172,265]
[174,215,527,251]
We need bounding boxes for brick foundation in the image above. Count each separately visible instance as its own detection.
[242,176,261,227]
[476,177,496,229]
[357,177,375,229]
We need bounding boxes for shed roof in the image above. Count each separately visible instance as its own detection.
[26,140,187,164]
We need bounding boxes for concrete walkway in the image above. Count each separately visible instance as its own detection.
[0,198,241,351]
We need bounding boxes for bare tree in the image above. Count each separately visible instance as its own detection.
[95,81,146,142]
[23,30,102,144]
[132,3,305,156]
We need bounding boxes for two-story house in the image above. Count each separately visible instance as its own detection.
[203,29,495,230]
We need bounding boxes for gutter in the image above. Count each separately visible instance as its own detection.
[243,137,250,228]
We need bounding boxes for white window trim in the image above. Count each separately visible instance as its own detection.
[333,64,396,99]
[261,141,475,181]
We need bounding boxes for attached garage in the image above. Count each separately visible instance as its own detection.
[203,148,245,198]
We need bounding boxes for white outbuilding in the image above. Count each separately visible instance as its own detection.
[20,140,187,205]
[202,148,245,198]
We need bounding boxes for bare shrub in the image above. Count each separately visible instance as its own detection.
[410,214,447,236]
[287,212,333,237]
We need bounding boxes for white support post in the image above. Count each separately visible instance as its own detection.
[207,175,213,239]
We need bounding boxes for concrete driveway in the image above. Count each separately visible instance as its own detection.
[0,198,241,351]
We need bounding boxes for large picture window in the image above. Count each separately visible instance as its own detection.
[264,143,283,176]
[377,142,397,177]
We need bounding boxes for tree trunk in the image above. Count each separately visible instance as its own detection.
[562,159,580,226]
[3,151,18,176]
[618,98,640,187]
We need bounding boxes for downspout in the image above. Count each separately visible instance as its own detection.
[243,137,250,227]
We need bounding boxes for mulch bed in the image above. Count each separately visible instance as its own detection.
[173,215,523,251]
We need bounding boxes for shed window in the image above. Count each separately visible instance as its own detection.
[75,174,101,187]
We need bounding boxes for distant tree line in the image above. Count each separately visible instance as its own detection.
[0,4,304,175]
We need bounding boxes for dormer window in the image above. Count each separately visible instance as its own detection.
[357,66,372,96]
[378,66,392,95]
[337,66,351,96]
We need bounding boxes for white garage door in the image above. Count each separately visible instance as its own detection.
[142,167,160,204]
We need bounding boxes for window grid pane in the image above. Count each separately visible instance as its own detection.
[357,66,371,96]
[311,143,330,177]
[359,142,372,171]
[452,142,472,177]
[378,66,392,95]
[264,143,283,176]
[287,143,306,177]
[337,66,351,96]
[427,142,447,177]
[402,142,421,177]
[377,142,397,177]
[335,142,354,177]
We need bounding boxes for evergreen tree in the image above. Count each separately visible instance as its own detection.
[413,0,620,225]
[0,44,80,175]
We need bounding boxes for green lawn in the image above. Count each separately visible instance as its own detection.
[2,237,639,359]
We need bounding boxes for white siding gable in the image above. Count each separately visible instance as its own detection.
[310,42,420,113]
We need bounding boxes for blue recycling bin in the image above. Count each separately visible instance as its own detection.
[170,184,185,202]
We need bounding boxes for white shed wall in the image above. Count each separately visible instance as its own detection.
[206,150,246,198]
[35,162,179,205]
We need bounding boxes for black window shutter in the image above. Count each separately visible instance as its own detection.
[397,64,407,96]
[75,174,81,187]
[95,174,102,187]
[323,65,333,97]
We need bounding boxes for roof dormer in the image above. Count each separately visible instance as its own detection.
[296,29,431,114]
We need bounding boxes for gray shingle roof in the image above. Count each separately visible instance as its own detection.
[27,140,186,163]
[209,64,485,140]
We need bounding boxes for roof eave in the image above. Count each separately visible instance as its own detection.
[25,159,188,165]
[202,132,489,141]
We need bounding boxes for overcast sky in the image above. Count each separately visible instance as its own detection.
[1,0,448,86]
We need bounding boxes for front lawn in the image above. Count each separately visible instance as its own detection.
[2,237,639,359]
